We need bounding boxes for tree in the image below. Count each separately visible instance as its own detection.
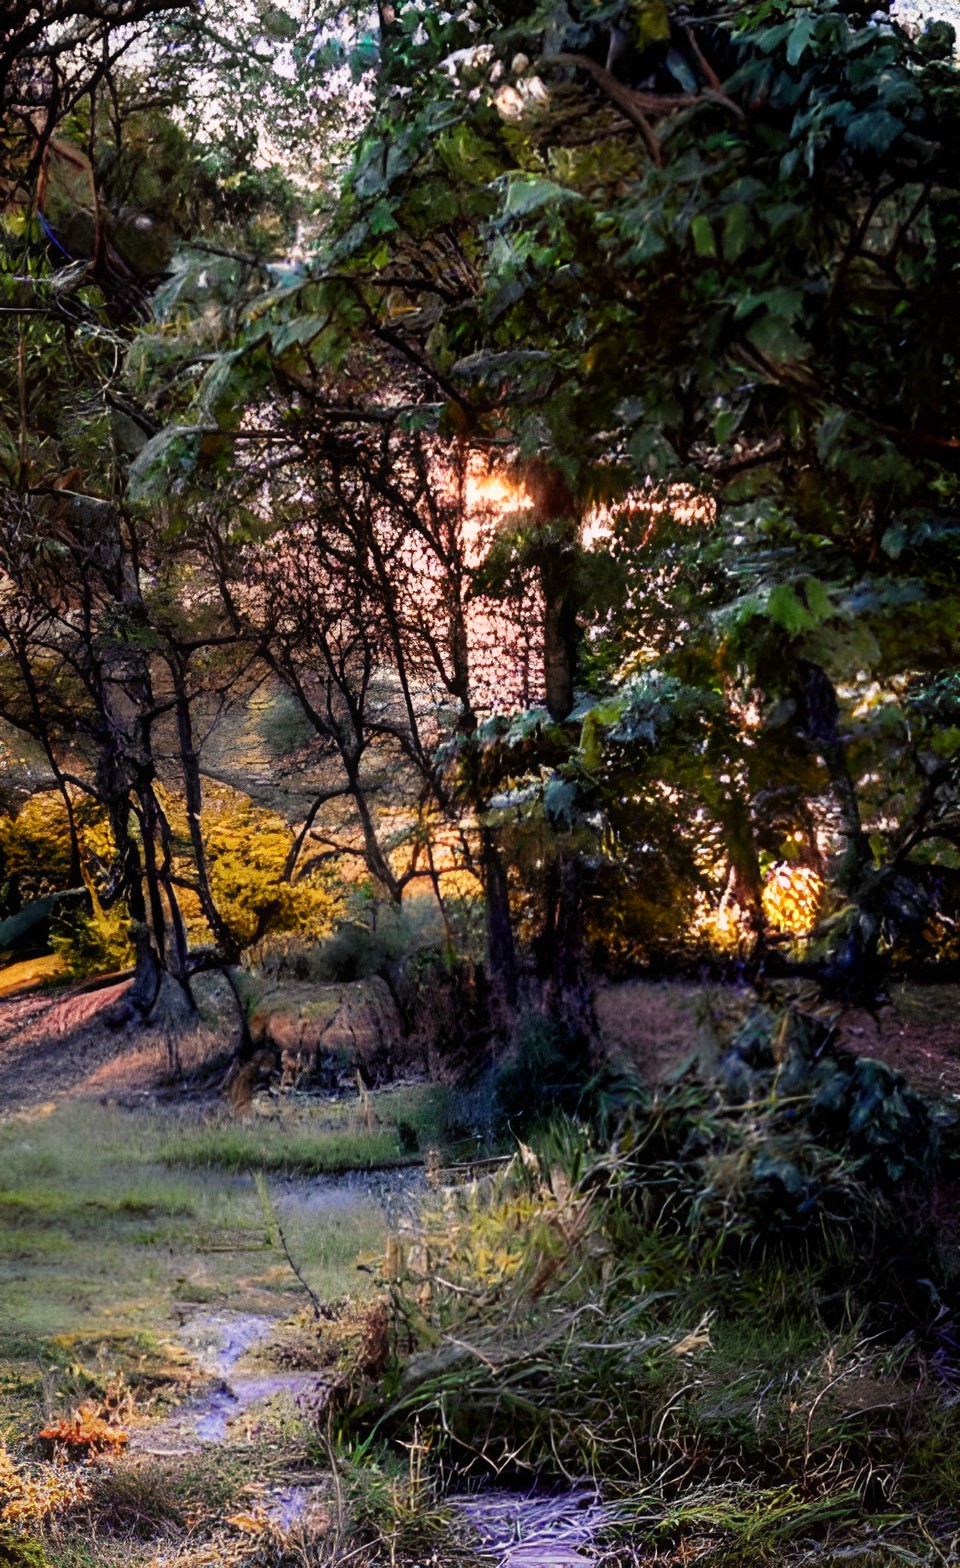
[303,0,960,995]
[7,0,960,1024]
[0,2,358,1034]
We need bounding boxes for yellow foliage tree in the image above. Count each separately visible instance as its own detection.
[202,792,344,950]
[0,792,76,900]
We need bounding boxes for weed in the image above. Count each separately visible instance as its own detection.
[336,1436,480,1567]
[345,1037,960,1565]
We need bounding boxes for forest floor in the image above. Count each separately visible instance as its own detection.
[0,1090,438,1565]
[0,971,959,1566]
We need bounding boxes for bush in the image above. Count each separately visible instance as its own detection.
[309,904,444,985]
[203,792,345,949]
[493,1011,592,1129]
[50,901,133,981]
[344,1061,960,1565]
[0,793,76,905]
[348,1010,957,1506]
[0,1529,48,1568]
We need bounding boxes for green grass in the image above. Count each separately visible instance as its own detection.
[0,1088,448,1358]
[156,1083,456,1174]
[158,1121,412,1174]
[0,1090,434,1565]
[4,1071,958,1568]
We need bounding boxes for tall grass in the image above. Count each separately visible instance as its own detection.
[344,1077,960,1566]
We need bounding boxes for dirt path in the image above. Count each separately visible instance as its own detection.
[835,985,960,1101]
[0,977,134,1110]
[3,968,959,1128]
[0,972,231,1116]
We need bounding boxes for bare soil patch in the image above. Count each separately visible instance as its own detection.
[2,967,958,1133]
[834,984,960,1102]
[595,978,960,1105]
[0,976,230,1117]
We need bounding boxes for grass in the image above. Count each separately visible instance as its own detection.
[340,1083,960,1568]
[0,1086,447,1568]
[157,1084,458,1175]
[27,1433,330,1568]
[0,1086,452,1361]
[8,1005,958,1568]
[159,1123,411,1175]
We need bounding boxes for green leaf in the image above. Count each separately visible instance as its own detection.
[746,312,807,363]
[632,0,670,47]
[766,583,815,634]
[665,47,698,94]
[268,315,329,356]
[126,428,201,502]
[690,215,717,258]
[734,287,803,324]
[803,578,833,622]
[500,177,582,221]
[722,202,754,262]
[845,109,902,156]
[368,199,399,236]
[544,775,577,830]
[786,15,816,68]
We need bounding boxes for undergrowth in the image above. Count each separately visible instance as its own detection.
[340,1006,960,1565]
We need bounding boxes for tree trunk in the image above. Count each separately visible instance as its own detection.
[720,787,764,942]
[541,551,578,723]
[481,826,517,1011]
[524,460,580,723]
[127,921,162,1014]
[538,855,592,1032]
[794,660,869,890]
[220,963,255,1063]
[107,923,198,1077]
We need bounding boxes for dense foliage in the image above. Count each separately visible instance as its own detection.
[2,0,960,1016]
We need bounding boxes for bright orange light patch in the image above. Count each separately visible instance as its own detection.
[762,864,823,937]
[39,1403,128,1455]
[465,470,531,511]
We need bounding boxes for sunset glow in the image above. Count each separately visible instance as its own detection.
[465,471,532,512]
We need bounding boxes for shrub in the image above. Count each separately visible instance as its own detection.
[493,1010,592,1128]
[0,1530,49,1568]
[203,792,345,949]
[309,904,442,985]
[345,1005,960,1568]
[0,793,76,904]
[50,901,133,981]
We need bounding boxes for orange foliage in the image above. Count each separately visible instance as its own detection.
[38,1402,128,1456]
[226,1507,271,1536]
[0,1442,91,1524]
